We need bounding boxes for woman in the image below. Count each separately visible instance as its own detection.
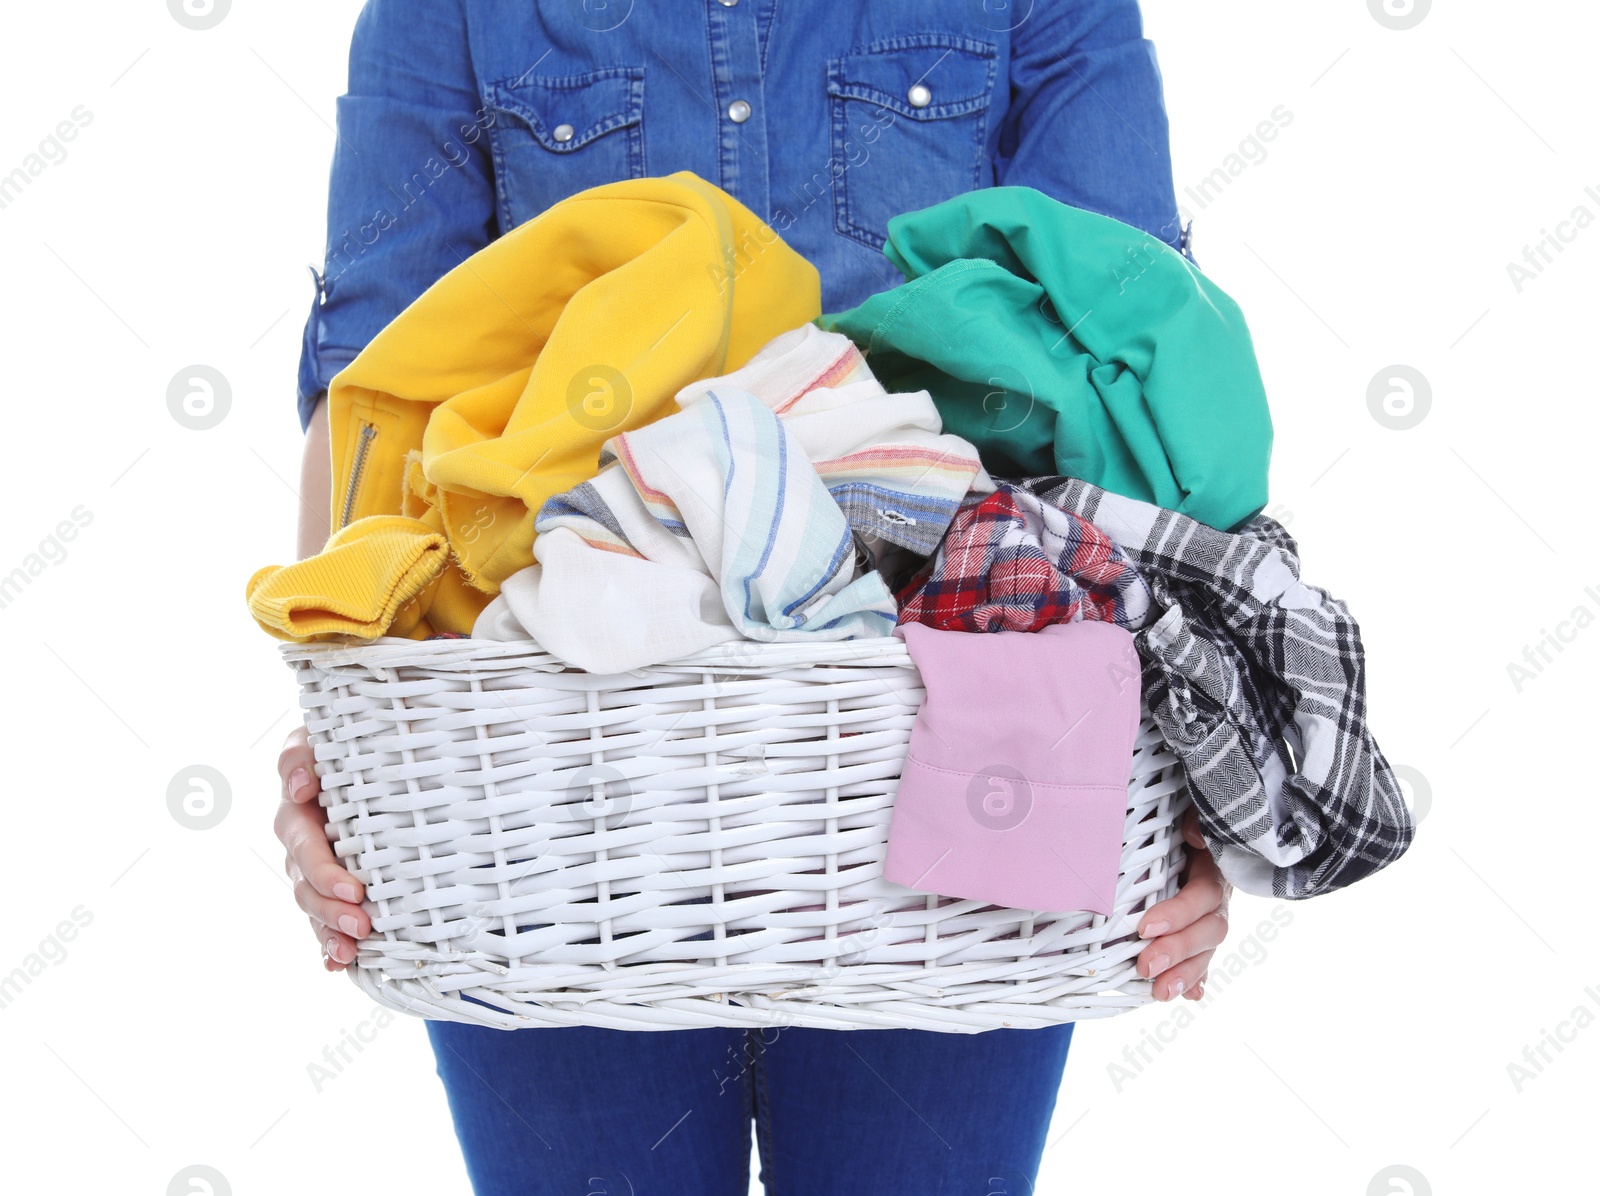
[275,2,1231,1192]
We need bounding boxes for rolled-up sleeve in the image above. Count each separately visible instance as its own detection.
[998,1,1186,255]
[296,0,497,431]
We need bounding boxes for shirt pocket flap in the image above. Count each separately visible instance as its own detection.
[487,66,644,152]
[827,36,996,121]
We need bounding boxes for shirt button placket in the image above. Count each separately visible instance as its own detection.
[705,0,769,216]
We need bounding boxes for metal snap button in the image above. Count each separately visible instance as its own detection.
[727,99,752,123]
[907,83,932,109]
[553,123,576,143]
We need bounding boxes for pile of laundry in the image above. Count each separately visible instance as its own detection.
[247,171,1415,910]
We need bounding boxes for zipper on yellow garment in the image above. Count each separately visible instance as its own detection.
[339,421,378,530]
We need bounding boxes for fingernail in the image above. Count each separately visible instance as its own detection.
[338,914,360,937]
[1170,978,1186,1000]
[334,883,359,902]
[289,768,311,798]
[324,937,340,962]
[1147,953,1171,978]
[1191,981,1205,999]
[1140,920,1170,939]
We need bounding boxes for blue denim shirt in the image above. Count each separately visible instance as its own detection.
[297,0,1189,432]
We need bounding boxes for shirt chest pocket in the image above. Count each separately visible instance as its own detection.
[484,65,646,232]
[826,35,998,251]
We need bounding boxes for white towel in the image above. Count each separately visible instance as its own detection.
[475,325,988,670]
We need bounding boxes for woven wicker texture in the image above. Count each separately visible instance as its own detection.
[283,636,1191,1032]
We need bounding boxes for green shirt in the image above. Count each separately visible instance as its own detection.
[819,187,1272,531]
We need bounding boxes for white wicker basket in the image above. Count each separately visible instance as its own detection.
[282,635,1192,1032]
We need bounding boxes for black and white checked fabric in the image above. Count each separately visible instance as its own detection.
[1021,476,1415,899]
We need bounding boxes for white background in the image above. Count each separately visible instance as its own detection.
[0,1,1593,1193]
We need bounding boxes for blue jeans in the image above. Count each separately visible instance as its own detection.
[425,1021,1074,1195]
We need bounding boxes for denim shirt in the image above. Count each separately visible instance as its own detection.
[297,0,1189,432]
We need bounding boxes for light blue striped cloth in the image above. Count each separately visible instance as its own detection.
[477,324,989,671]
[687,387,899,641]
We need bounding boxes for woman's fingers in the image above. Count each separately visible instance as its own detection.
[1136,841,1228,941]
[274,796,356,889]
[310,916,358,972]
[278,725,319,804]
[1139,914,1222,991]
[276,727,367,969]
[275,788,364,901]
[293,874,370,940]
[1134,808,1233,998]
[1152,948,1215,1002]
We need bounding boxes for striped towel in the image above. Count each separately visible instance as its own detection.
[677,323,993,558]
[475,326,988,671]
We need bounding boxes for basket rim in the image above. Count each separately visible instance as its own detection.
[279,633,917,674]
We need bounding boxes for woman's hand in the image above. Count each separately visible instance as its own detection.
[278,397,370,971]
[1135,806,1231,1001]
[275,724,369,971]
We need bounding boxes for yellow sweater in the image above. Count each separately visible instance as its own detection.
[248,172,822,642]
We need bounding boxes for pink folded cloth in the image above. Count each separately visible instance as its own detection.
[885,621,1142,914]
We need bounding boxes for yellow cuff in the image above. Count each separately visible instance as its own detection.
[245,515,448,642]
